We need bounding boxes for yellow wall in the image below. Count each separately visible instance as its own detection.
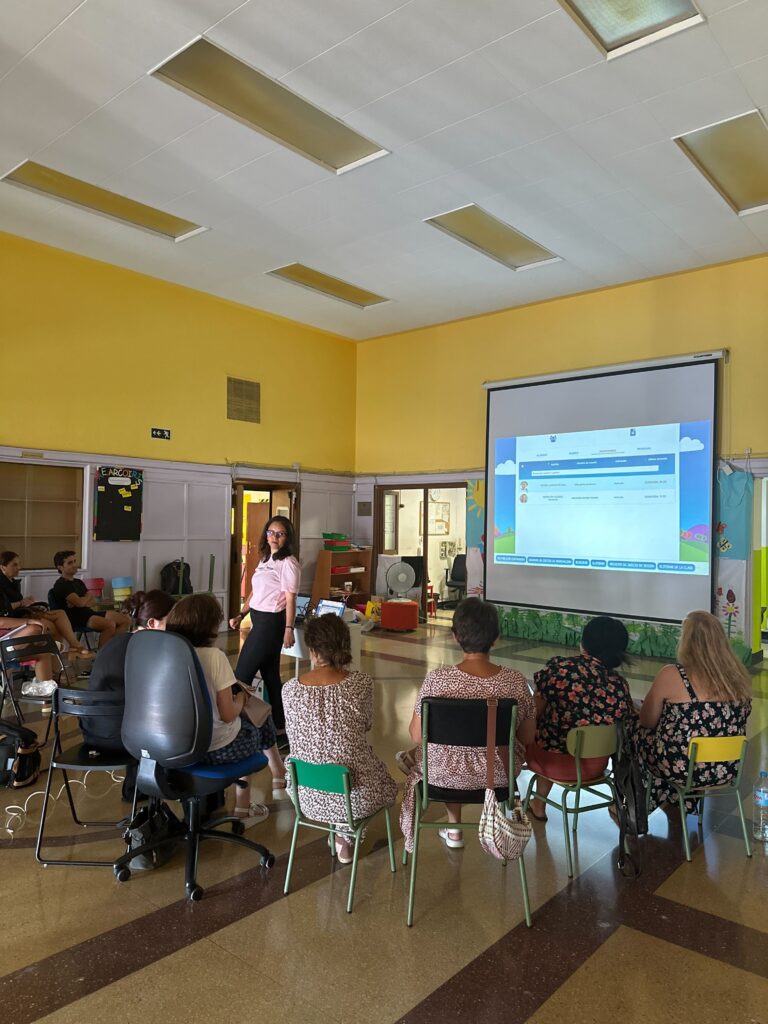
[356,255,768,473]
[0,232,357,472]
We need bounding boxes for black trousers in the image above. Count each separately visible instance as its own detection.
[234,609,287,730]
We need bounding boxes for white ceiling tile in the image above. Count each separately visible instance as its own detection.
[605,23,730,102]
[696,0,745,14]
[607,139,694,189]
[706,0,768,67]
[645,69,756,137]
[693,235,766,263]
[527,60,646,130]
[209,0,409,80]
[428,0,560,51]
[0,0,84,77]
[480,9,601,93]
[567,104,669,163]
[656,200,757,248]
[743,208,768,244]
[347,52,520,147]
[735,54,768,111]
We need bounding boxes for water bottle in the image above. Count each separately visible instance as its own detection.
[754,771,768,842]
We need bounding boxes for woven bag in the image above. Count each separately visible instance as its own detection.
[478,698,532,862]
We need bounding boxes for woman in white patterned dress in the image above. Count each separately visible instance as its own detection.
[399,598,536,852]
[282,614,397,864]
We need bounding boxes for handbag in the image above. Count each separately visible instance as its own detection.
[236,682,272,728]
[478,698,532,862]
[124,799,182,871]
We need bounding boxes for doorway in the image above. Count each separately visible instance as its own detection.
[230,481,300,614]
[373,483,466,613]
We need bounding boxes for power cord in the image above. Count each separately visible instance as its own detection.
[3,769,126,836]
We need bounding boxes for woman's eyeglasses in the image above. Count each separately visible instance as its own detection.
[266,529,286,538]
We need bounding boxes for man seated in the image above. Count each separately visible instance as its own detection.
[52,551,131,649]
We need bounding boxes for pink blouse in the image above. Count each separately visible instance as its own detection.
[249,555,301,613]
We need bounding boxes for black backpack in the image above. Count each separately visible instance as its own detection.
[613,721,648,875]
[0,720,42,789]
[160,560,192,597]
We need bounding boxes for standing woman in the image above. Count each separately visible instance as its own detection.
[229,515,299,737]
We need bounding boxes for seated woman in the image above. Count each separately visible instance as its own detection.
[166,594,286,823]
[638,610,752,811]
[526,615,634,822]
[282,613,397,864]
[399,597,535,852]
[0,550,95,660]
[0,612,58,697]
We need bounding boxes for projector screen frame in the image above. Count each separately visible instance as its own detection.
[482,353,723,624]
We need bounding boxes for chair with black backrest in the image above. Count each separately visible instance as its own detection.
[111,630,275,900]
[404,696,531,928]
[443,554,467,606]
[48,587,99,651]
[0,632,66,746]
[36,687,137,867]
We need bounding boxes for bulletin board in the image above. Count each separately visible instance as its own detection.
[93,467,143,541]
[420,501,450,535]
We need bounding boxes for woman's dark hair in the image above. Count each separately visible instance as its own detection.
[258,515,296,562]
[124,589,175,628]
[166,593,223,648]
[0,551,19,567]
[304,613,352,670]
[452,597,500,654]
[581,616,629,670]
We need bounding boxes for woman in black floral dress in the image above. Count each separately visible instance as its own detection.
[527,616,635,821]
[638,610,752,811]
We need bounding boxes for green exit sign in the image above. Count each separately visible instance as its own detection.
[151,427,171,440]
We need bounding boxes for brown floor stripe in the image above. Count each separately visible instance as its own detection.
[0,834,334,1024]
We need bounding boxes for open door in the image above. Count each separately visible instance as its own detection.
[230,482,300,613]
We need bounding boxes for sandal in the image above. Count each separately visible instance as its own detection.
[333,835,354,864]
[438,827,464,849]
[272,778,290,801]
[233,803,269,825]
[395,749,417,775]
[527,799,548,822]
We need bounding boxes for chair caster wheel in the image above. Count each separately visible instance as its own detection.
[187,885,204,901]
[232,820,245,836]
[114,866,131,882]
[262,854,275,869]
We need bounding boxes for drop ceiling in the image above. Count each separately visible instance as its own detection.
[1,0,767,341]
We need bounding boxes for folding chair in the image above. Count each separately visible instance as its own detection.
[284,759,396,913]
[36,687,136,867]
[0,632,66,747]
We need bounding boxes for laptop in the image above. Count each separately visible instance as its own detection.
[315,599,346,618]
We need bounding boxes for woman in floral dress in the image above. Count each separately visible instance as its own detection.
[527,616,635,822]
[399,598,536,852]
[282,614,397,864]
[638,610,752,811]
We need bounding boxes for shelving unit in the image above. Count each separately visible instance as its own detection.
[311,546,373,606]
[0,463,83,568]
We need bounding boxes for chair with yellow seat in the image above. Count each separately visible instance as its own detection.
[651,735,751,862]
[523,724,618,878]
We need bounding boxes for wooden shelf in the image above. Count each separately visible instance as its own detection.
[311,546,372,606]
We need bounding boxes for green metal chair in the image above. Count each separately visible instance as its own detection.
[647,734,751,862]
[284,758,396,913]
[404,697,532,929]
[523,724,618,878]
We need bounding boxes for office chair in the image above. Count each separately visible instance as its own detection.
[443,554,467,606]
[112,630,274,901]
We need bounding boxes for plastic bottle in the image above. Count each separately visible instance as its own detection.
[753,771,768,842]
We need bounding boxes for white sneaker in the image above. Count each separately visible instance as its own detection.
[21,679,57,698]
[438,827,464,849]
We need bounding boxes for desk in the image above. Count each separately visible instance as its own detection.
[282,621,362,671]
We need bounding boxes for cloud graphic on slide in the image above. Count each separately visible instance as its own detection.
[496,459,517,475]
[679,436,704,453]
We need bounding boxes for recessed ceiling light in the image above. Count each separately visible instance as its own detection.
[2,160,205,241]
[152,37,388,175]
[266,264,390,308]
[675,110,768,216]
[558,0,704,59]
[425,205,560,271]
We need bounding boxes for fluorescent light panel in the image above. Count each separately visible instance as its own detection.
[152,38,387,174]
[2,160,204,240]
[267,264,389,308]
[426,205,560,271]
[559,0,704,58]
[675,111,768,216]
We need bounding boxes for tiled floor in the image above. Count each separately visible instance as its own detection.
[2,618,767,1024]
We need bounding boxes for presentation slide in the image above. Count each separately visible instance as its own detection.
[483,359,717,622]
[493,420,711,577]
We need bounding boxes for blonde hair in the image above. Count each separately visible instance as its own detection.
[678,611,752,702]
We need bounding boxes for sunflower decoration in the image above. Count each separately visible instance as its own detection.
[722,588,739,638]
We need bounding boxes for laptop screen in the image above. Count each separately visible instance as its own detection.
[315,599,346,618]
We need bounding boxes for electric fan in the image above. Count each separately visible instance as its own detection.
[385,561,416,600]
